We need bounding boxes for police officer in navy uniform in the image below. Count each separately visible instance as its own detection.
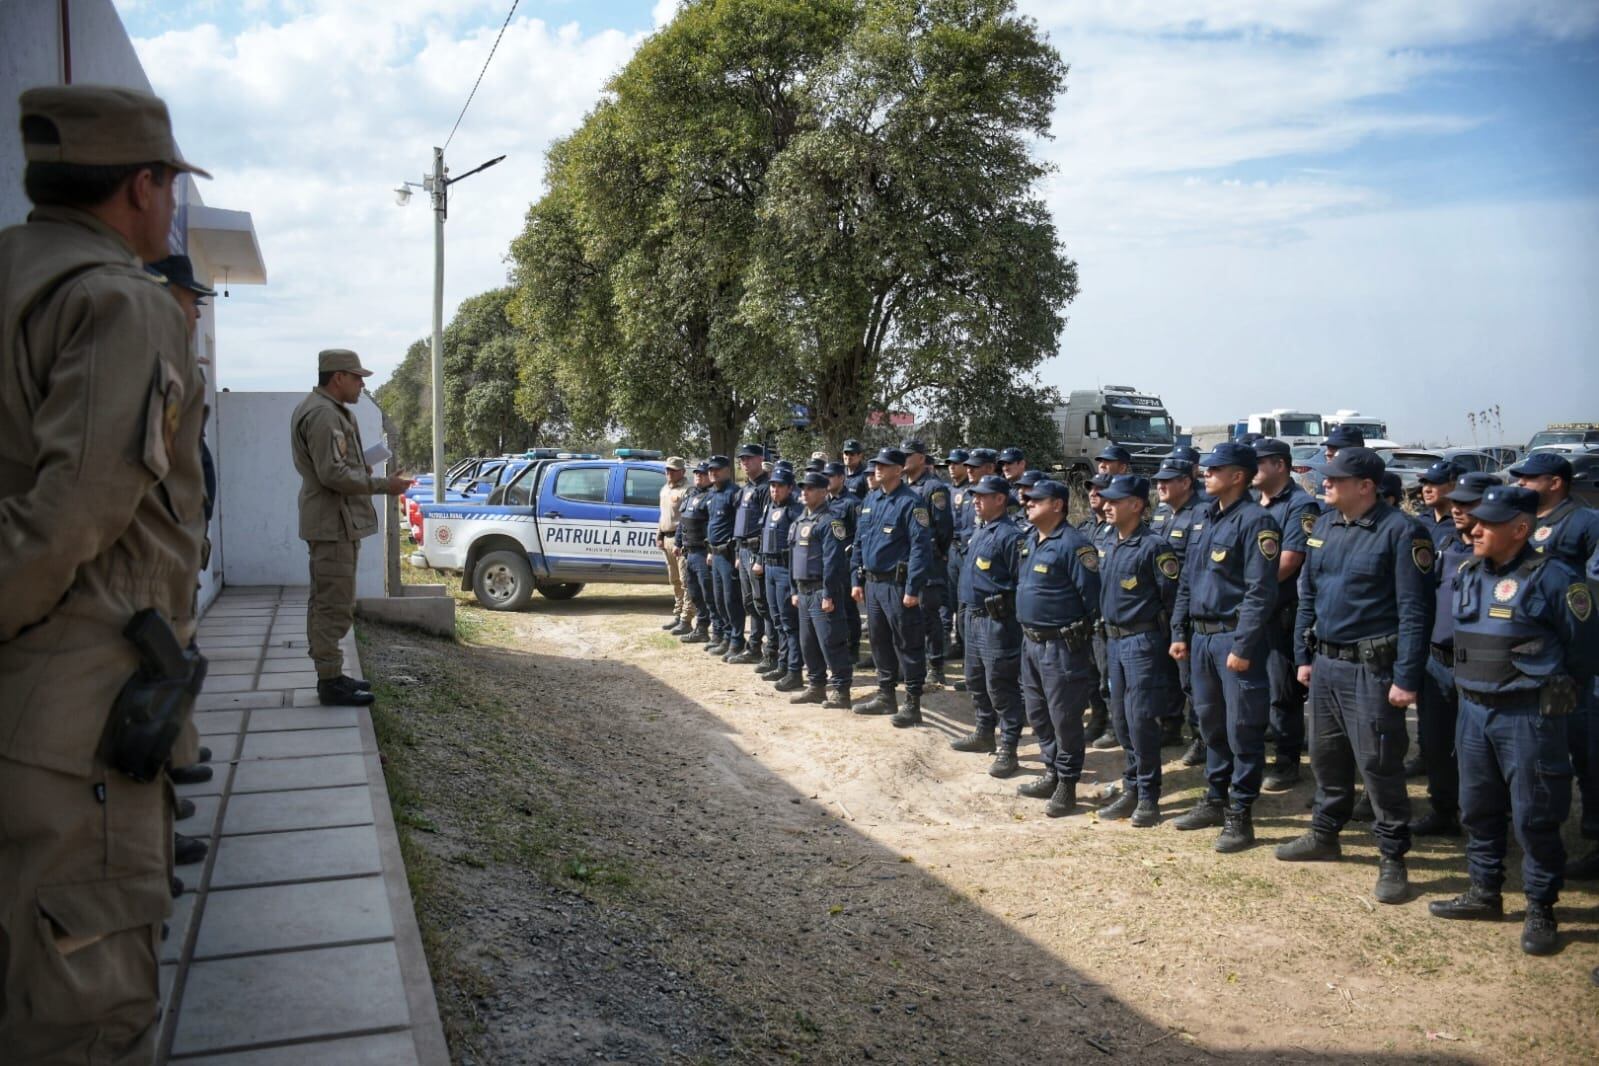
[1153,453,1206,757]
[951,449,999,690]
[757,468,805,691]
[1096,444,1132,477]
[1417,461,1462,550]
[944,448,972,657]
[999,447,1027,484]
[852,448,936,726]
[842,438,870,499]
[1078,473,1115,749]
[1324,423,1364,462]
[1276,447,1433,903]
[950,475,1029,777]
[703,455,745,658]
[1509,450,1599,878]
[1015,480,1103,818]
[1097,475,1181,827]
[1169,442,1281,853]
[1410,472,1499,836]
[903,439,955,687]
[1428,485,1598,955]
[789,472,854,707]
[731,444,773,667]
[1253,437,1322,791]
[825,462,866,667]
[675,462,717,645]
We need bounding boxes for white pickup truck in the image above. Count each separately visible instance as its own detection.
[410,454,669,610]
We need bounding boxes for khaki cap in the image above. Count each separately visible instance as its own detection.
[664,456,687,470]
[319,349,372,376]
[19,85,211,178]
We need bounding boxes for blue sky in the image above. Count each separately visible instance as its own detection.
[121,0,1599,445]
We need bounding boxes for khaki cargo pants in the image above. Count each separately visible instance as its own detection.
[661,537,691,621]
[307,539,359,680]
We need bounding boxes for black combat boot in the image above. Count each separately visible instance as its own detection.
[174,832,208,866]
[1262,758,1301,792]
[730,640,763,665]
[174,797,196,821]
[855,649,875,671]
[758,659,787,681]
[774,671,805,693]
[670,619,694,636]
[338,674,372,692]
[1428,884,1504,921]
[854,687,897,716]
[318,676,375,707]
[1275,829,1342,862]
[705,638,727,655]
[1017,771,1058,799]
[1180,734,1207,767]
[1374,857,1409,904]
[926,663,946,689]
[1160,717,1185,748]
[1350,791,1374,822]
[891,692,923,728]
[1045,779,1077,818]
[989,745,1019,778]
[1521,902,1559,956]
[1408,808,1461,837]
[1083,704,1109,745]
[169,763,214,786]
[1403,751,1425,778]
[1214,805,1254,853]
[1173,798,1225,831]
[722,643,745,663]
[950,731,996,754]
[1131,801,1161,828]
[755,647,778,673]
[824,687,853,711]
[661,614,682,630]
[1091,730,1120,751]
[681,625,710,644]
[1099,787,1138,821]
[789,684,826,705]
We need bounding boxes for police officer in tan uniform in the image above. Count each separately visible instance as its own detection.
[290,349,410,705]
[0,85,210,1065]
[658,456,694,633]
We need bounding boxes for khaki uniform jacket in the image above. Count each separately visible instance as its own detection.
[658,476,688,532]
[290,388,383,542]
[0,207,205,776]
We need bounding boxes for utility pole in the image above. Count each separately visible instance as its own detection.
[429,147,447,502]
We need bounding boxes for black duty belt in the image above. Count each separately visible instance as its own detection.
[683,542,709,552]
[760,554,787,566]
[738,535,761,547]
[795,579,825,593]
[709,541,735,557]
[1104,620,1161,640]
[1459,687,1540,712]
[1429,642,1454,668]
[864,569,903,585]
[1317,640,1363,662]
[1191,618,1236,635]
[1023,624,1089,644]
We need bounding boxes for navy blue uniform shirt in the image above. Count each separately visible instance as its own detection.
[732,472,770,540]
[1430,530,1473,647]
[1294,501,1434,692]
[1531,497,1599,573]
[1100,527,1180,628]
[952,482,977,550]
[1151,493,1204,563]
[1420,509,1455,551]
[1170,495,1281,662]
[959,514,1024,605]
[705,479,740,545]
[760,497,802,560]
[1453,546,1597,695]
[790,504,851,598]
[844,464,870,500]
[1260,480,1321,604]
[854,482,936,593]
[906,469,955,557]
[676,486,711,549]
[1016,523,1101,628]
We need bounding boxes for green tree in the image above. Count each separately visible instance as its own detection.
[372,338,435,472]
[443,287,554,455]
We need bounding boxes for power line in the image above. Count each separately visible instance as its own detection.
[443,0,521,151]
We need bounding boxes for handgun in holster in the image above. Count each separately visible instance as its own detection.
[104,609,208,783]
[983,592,1015,620]
[1541,674,1578,718]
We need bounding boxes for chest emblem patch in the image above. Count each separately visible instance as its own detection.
[1119,576,1138,590]
[1307,537,1324,549]
[1033,564,1050,573]
[976,557,992,570]
[1210,549,1228,563]
[1493,578,1518,603]
[1534,525,1553,543]
[1170,529,1184,539]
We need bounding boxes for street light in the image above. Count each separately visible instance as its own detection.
[394,148,506,502]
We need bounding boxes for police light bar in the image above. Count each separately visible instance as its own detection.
[614,449,663,460]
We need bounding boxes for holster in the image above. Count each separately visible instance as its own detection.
[1356,633,1399,673]
[1064,620,1093,652]
[1541,674,1578,719]
[983,592,1015,620]
[103,610,208,783]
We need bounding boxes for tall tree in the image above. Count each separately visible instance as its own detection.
[372,338,435,472]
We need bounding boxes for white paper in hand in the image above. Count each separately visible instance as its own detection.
[364,442,393,467]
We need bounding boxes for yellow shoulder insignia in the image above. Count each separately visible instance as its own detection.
[913,507,930,527]
[1258,530,1280,561]
[1076,545,1099,572]
[1156,552,1179,581]
[1412,539,1435,574]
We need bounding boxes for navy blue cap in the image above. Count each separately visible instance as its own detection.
[1508,451,1574,480]
[1325,424,1365,449]
[804,458,825,472]
[1416,460,1460,485]
[1152,458,1194,481]
[1253,437,1292,460]
[1199,442,1259,473]
[1322,446,1384,481]
[1095,444,1132,464]
[968,474,1012,496]
[1100,474,1151,501]
[1168,446,1201,464]
[945,448,970,465]
[737,442,765,458]
[692,462,709,475]
[147,254,215,297]
[769,467,796,486]
[998,447,1025,464]
[1022,479,1070,502]
[822,461,846,477]
[1445,471,1499,504]
[1379,471,1404,502]
[800,471,830,490]
[1015,469,1046,488]
[868,447,906,467]
[963,447,998,467]
[773,459,794,471]
[706,454,731,469]
[841,438,865,454]
[1471,484,1539,524]
[1088,472,1112,490]
[900,438,929,456]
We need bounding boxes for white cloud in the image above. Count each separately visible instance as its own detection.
[652,0,680,30]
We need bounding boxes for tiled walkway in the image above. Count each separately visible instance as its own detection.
[157,586,447,1065]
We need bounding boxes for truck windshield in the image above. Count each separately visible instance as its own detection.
[1278,417,1323,437]
[1342,421,1387,439]
[1528,430,1599,449]
[1107,410,1175,445]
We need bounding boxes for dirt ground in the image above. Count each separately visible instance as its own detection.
[361,581,1599,1065]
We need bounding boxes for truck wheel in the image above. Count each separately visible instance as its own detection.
[472,550,534,610]
[535,582,584,601]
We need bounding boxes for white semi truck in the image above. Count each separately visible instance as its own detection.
[1051,385,1177,489]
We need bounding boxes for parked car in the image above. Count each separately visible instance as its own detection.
[411,454,670,609]
[1565,452,1599,509]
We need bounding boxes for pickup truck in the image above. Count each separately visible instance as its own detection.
[410,455,670,609]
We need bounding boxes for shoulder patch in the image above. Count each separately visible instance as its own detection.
[1076,545,1099,572]
[1411,539,1435,574]
[1156,552,1180,581]
[913,507,930,528]
[1301,512,1316,536]
[932,489,949,509]
[831,519,848,541]
[1257,530,1280,561]
[1569,583,1593,622]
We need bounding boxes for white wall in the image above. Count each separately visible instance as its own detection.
[217,391,388,598]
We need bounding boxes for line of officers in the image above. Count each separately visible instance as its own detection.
[658,431,1599,959]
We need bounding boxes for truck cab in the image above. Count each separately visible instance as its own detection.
[1052,385,1176,488]
[1526,423,1599,454]
[1231,410,1324,444]
[412,454,670,610]
[1323,410,1398,448]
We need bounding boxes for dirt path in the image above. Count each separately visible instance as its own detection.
[362,584,1598,1064]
